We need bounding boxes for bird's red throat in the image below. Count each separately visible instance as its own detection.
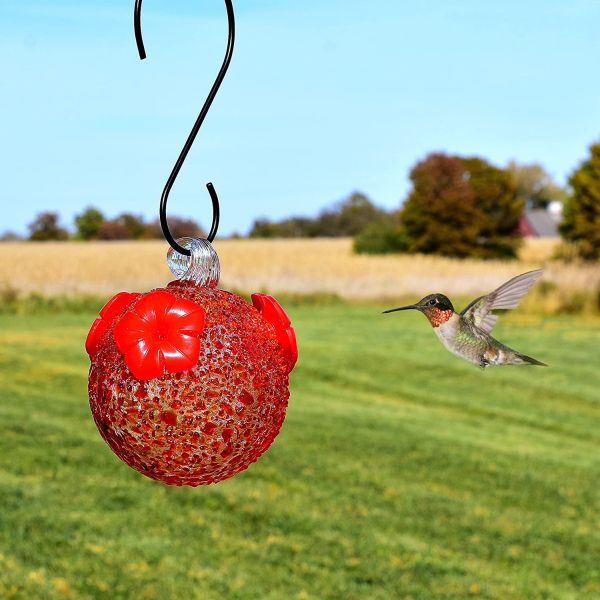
[424,308,454,328]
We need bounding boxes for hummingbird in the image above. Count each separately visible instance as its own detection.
[383,269,547,368]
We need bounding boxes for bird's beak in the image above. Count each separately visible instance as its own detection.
[382,304,419,314]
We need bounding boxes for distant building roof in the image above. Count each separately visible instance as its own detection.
[519,208,560,238]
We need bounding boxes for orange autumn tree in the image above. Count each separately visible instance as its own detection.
[400,153,523,259]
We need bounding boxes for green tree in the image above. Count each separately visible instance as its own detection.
[117,213,147,239]
[276,217,317,238]
[28,212,69,241]
[507,161,566,209]
[353,219,408,254]
[560,142,600,260]
[249,219,280,238]
[316,193,386,237]
[399,153,522,259]
[249,217,316,238]
[74,207,105,240]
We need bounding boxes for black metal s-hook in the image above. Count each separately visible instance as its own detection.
[134,0,235,255]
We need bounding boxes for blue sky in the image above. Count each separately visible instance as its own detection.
[2,0,600,236]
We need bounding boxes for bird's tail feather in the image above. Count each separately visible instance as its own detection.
[514,352,547,367]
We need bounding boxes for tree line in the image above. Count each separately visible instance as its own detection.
[250,155,568,259]
[5,142,599,261]
[11,209,205,243]
[250,144,599,261]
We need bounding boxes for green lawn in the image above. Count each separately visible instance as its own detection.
[0,305,599,599]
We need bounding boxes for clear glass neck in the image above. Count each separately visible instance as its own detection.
[166,238,220,288]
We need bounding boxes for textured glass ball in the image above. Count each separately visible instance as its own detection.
[88,280,294,486]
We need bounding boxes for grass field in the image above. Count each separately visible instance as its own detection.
[1,303,599,599]
[2,240,599,315]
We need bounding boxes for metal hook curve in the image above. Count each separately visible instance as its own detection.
[134,0,235,255]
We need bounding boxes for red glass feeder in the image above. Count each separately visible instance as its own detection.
[86,238,297,486]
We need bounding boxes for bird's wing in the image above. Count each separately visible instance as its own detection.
[460,269,544,334]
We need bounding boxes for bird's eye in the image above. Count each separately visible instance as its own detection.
[428,298,437,306]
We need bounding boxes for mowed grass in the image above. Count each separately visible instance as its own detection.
[0,305,599,599]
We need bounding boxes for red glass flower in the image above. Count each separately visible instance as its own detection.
[251,293,298,371]
[86,292,140,358]
[113,290,206,381]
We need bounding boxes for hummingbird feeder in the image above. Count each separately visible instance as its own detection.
[86,0,298,486]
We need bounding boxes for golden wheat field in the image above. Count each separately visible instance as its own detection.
[1,238,599,313]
